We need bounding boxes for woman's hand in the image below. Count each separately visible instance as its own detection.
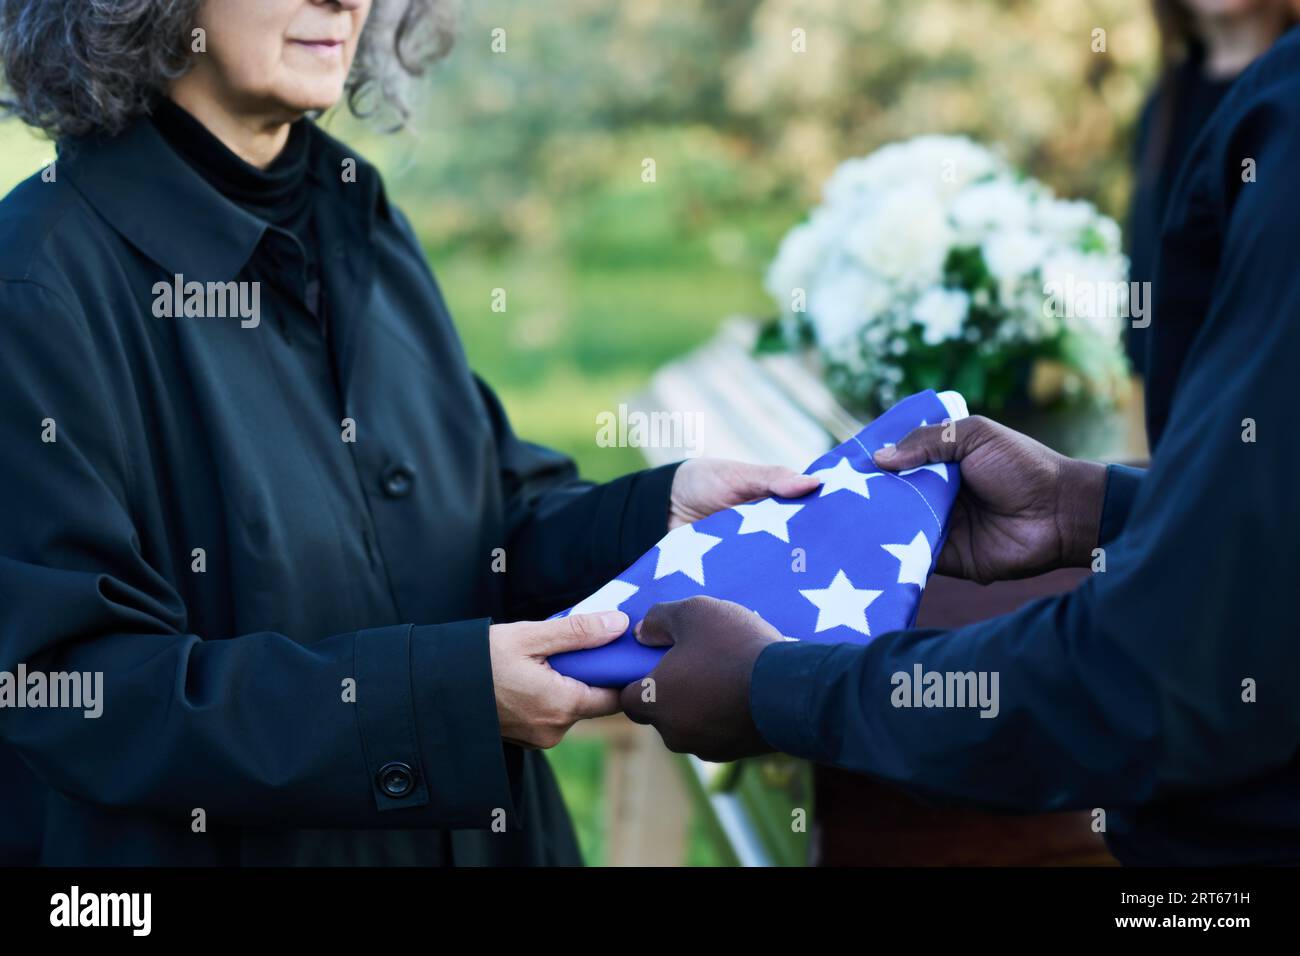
[488,611,628,749]
[873,416,1107,584]
[668,458,821,528]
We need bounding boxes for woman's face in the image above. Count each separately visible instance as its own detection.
[190,0,372,117]
[1182,0,1274,17]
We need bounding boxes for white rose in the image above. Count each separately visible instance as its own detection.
[912,287,970,346]
[1039,251,1127,341]
[836,136,1002,201]
[822,157,880,206]
[807,266,892,350]
[1034,198,1094,238]
[905,135,1004,198]
[766,219,827,314]
[950,178,1035,241]
[843,184,951,291]
[982,230,1050,283]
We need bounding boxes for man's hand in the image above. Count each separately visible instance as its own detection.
[873,416,1107,584]
[668,458,820,529]
[489,612,627,749]
[620,597,782,762]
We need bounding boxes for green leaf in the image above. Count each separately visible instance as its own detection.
[952,354,988,406]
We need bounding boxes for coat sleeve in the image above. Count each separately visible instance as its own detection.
[388,203,680,622]
[1100,463,1144,547]
[0,279,517,830]
[750,106,1300,813]
[473,376,680,621]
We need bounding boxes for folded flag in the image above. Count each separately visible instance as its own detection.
[548,389,967,688]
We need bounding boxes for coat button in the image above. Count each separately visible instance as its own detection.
[377,761,415,798]
[381,463,415,498]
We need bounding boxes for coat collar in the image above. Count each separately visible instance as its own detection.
[58,114,389,283]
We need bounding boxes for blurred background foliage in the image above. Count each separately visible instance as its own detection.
[348,0,1154,481]
[0,0,1157,864]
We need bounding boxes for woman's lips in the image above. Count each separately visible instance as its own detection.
[289,39,344,56]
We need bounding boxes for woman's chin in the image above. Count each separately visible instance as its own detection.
[273,85,346,117]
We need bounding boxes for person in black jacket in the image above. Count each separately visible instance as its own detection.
[622,20,1300,865]
[1127,0,1291,381]
[0,0,818,865]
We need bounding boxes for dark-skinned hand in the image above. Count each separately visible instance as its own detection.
[873,415,1107,584]
[620,596,782,763]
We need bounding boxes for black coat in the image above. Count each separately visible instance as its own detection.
[0,116,678,865]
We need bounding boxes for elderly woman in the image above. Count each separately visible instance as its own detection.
[0,0,816,865]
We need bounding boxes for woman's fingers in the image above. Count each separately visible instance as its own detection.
[525,611,628,657]
[569,684,622,719]
[766,469,822,499]
[729,462,821,501]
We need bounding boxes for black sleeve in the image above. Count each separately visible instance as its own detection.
[0,279,516,830]
[387,205,681,623]
[473,376,680,621]
[1100,463,1145,547]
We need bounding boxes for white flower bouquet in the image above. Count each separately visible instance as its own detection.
[764,135,1131,415]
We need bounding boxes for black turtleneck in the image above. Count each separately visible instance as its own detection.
[149,97,321,320]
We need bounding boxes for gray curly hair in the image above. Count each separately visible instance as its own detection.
[0,0,455,139]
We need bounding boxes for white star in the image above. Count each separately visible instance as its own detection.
[799,570,882,637]
[810,458,885,499]
[570,578,640,615]
[882,531,932,588]
[653,524,723,585]
[733,498,805,543]
[900,461,950,482]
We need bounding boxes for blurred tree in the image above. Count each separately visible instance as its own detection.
[350,0,1153,262]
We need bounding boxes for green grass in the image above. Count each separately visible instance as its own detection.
[547,737,731,866]
[436,250,774,480]
[0,122,53,191]
[546,738,608,864]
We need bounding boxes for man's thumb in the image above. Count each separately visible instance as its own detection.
[874,419,973,471]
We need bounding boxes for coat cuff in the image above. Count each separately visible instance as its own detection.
[351,620,517,828]
[409,619,520,828]
[1100,464,1145,547]
[616,462,681,567]
[748,639,843,763]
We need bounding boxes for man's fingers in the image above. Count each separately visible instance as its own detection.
[620,679,655,724]
[528,610,628,656]
[874,416,990,471]
[872,422,954,471]
[634,598,696,648]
